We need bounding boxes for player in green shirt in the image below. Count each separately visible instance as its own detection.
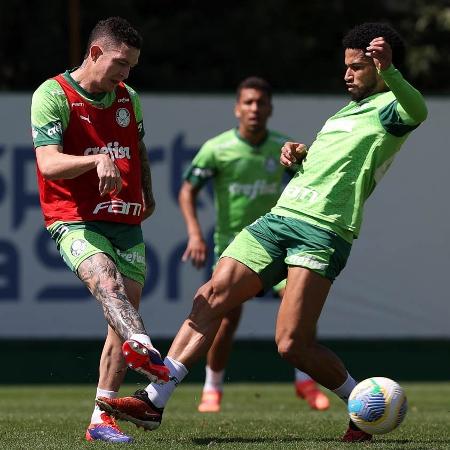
[98,23,427,443]
[179,77,329,412]
[31,73,145,149]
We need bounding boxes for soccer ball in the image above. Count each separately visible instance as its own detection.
[348,377,407,435]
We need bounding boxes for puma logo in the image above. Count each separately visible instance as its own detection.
[80,114,91,124]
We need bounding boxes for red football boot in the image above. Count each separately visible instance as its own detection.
[295,380,330,411]
[198,390,223,413]
[342,420,373,442]
[122,340,170,383]
[97,389,164,431]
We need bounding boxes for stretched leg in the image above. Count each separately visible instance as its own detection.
[198,305,243,412]
[95,257,264,429]
[276,268,369,442]
[275,266,349,390]
[82,253,144,443]
[276,285,330,410]
[97,276,142,391]
[78,253,146,341]
[144,257,262,408]
[167,257,262,366]
[79,253,168,383]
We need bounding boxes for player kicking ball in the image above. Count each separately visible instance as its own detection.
[97,22,427,442]
[31,17,169,443]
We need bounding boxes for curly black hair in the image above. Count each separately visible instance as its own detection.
[85,17,142,58]
[342,22,405,68]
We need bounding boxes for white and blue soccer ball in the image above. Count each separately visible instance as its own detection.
[348,377,407,435]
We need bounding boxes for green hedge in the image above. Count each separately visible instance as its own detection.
[2,339,448,384]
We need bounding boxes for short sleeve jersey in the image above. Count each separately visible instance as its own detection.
[31,70,145,226]
[272,69,424,240]
[31,69,145,148]
[184,128,291,254]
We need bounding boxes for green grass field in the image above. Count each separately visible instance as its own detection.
[0,383,448,449]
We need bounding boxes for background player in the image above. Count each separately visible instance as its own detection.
[179,76,329,412]
[31,17,169,443]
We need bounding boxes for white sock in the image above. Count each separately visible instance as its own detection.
[129,333,153,348]
[203,366,225,392]
[145,356,188,408]
[332,372,357,403]
[294,369,313,383]
[91,388,117,424]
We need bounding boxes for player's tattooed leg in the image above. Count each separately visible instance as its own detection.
[78,253,146,340]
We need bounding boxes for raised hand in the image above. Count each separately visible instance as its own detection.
[365,37,393,71]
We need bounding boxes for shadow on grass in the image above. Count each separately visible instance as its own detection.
[192,437,340,445]
[377,438,450,445]
[192,436,450,446]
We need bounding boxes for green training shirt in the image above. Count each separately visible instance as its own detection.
[184,128,292,254]
[31,69,145,148]
[272,65,427,242]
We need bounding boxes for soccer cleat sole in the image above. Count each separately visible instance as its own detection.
[96,399,161,431]
[122,340,170,384]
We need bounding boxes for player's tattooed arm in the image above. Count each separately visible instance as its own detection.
[138,140,155,220]
[78,253,146,340]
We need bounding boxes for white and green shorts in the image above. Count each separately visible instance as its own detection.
[221,213,352,292]
[48,221,146,285]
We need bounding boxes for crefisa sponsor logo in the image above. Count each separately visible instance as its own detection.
[229,179,279,199]
[84,141,131,160]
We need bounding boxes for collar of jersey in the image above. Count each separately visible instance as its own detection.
[234,128,269,149]
[351,90,389,108]
[63,68,112,106]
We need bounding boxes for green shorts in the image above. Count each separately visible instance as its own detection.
[221,213,352,291]
[48,221,146,285]
[215,234,287,295]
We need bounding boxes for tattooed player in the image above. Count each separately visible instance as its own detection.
[31,17,169,443]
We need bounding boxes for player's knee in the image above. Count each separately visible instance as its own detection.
[276,336,309,368]
[210,272,233,302]
[277,337,297,361]
[190,277,232,323]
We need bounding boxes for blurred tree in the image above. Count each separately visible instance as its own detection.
[0,0,447,93]
[0,0,68,90]
[400,1,450,92]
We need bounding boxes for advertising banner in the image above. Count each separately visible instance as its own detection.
[0,94,448,338]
